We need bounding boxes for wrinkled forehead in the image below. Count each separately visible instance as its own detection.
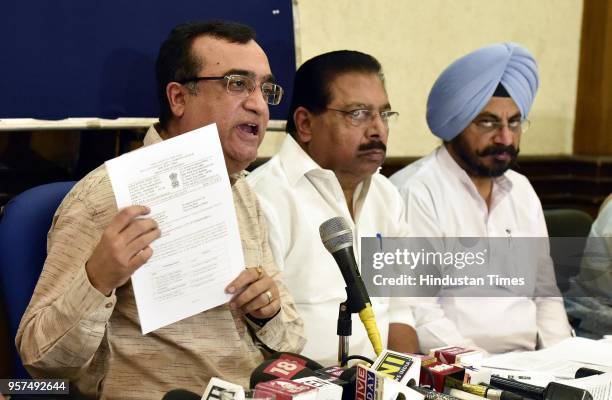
[191,36,273,79]
[328,71,389,107]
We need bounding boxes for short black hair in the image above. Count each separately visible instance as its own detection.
[156,20,256,129]
[286,50,383,136]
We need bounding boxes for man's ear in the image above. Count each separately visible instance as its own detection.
[166,82,187,119]
[294,106,313,144]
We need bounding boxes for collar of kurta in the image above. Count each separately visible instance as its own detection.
[278,134,376,190]
[436,144,513,202]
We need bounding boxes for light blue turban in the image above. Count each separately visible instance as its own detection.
[426,42,539,141]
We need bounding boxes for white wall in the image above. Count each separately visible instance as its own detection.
[258,0,583,157]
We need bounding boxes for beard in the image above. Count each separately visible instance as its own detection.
[449,134,519,177]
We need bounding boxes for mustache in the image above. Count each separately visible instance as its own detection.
[477,145,519,158]
[358,141,387,152]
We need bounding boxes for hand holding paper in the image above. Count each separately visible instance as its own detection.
[86,205,160,296]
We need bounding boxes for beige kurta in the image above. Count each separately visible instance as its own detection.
[16,126,305,399]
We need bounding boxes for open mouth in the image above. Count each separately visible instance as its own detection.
[237,123,259,135]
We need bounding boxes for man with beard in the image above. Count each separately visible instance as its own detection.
[248,50,418,363]
[390,43,571,354]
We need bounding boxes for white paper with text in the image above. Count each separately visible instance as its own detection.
[105,123,244,334]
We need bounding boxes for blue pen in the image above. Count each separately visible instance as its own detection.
[376,233,383,251]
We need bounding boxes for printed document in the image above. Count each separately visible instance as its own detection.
[105,123,244,334]
[483,337,612,374]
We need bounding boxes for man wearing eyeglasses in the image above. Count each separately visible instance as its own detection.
[16,21,304,399]
[247,50,418,364]
[389,43,571,354]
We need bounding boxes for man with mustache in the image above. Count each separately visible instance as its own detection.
[248,50,418,363]
[390,43,571,353]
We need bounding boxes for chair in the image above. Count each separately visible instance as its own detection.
[543,208,594,293]
[0,181,75,378]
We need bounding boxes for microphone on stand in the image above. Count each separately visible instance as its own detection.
[319,216,383,358]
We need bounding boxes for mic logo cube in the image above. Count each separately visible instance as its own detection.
[371,350,421,386]
[207,385,228,400]
[264,359,306,379]
[355,365,378,400]
[255,379,317,400]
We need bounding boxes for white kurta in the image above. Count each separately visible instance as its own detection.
[389,145,571,354]
[247,136,415,364]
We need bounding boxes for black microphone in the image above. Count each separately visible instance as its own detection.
[490,376,594,400]
[489,376,545,399]
[319,217,383,355]
[544,382,593,400]
[161,389,201,400]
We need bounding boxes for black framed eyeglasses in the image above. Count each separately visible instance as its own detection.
[177,74,283,105]
[326,108,399,127]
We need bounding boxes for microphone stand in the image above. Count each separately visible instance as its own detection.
[337,302,352,367]
[337,283,366,367]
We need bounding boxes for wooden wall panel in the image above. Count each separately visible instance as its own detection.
[379,156,612,218]
[573,0,612,155]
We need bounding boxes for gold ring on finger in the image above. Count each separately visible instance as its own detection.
[264,290,273,305]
